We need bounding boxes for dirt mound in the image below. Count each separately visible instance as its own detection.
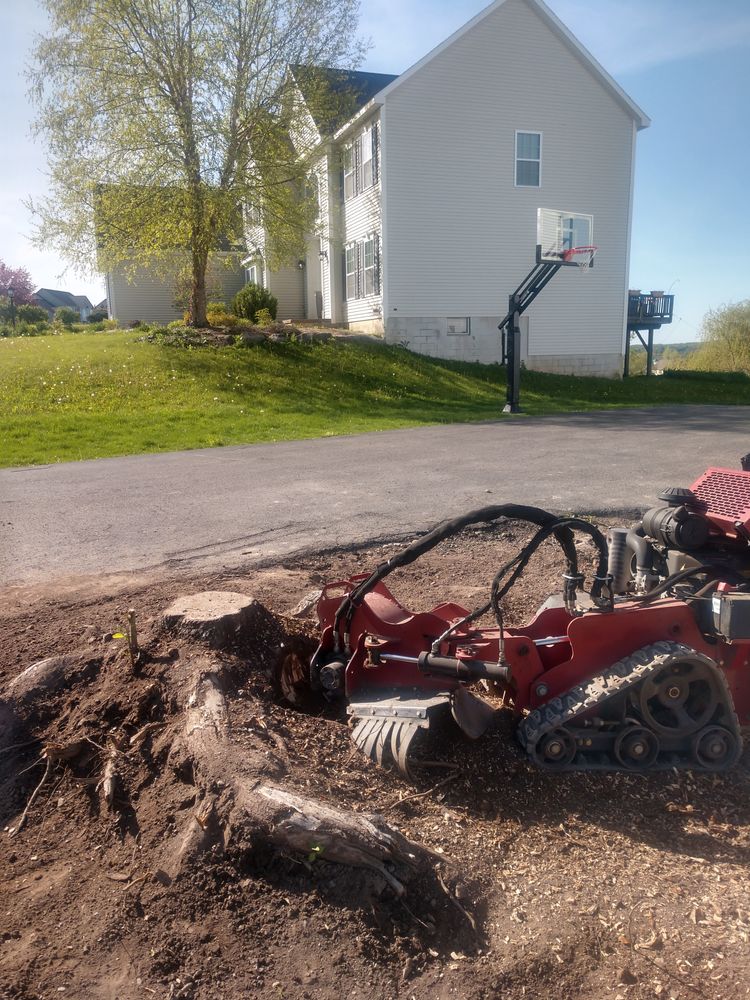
[1,523,749,999]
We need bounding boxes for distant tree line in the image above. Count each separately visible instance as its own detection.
[630,300,750,376]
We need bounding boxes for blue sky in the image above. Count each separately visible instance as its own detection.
[2,0,748,342]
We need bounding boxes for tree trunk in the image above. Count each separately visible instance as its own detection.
[189,247,209,327]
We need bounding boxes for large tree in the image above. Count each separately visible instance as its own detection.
[28,0,365,325]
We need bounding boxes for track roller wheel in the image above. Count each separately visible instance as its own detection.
[535,728,577,767]
[614,725,659,770]
[638,659,721,736]
[691,725,741,771]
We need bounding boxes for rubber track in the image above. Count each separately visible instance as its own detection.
[517,641,743,772]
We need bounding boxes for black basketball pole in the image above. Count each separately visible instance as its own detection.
[498,259,561,413]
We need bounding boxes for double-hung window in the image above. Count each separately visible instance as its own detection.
[362,236,377,295]
[344,236,380,300]
[343,144,356,200]
[345,245,358,299]
[515,131,541,187]
[360,126,375,190]
[343,123,379,200]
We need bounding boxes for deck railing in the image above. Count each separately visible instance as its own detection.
[627,292,674,326]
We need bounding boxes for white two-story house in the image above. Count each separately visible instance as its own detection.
[255,0,649,377]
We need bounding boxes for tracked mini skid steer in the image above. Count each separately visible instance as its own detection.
[284,460,750,780]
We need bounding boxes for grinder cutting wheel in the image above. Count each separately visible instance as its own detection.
[280,458,750,780]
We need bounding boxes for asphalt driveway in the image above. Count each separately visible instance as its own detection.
[1,406,748,589]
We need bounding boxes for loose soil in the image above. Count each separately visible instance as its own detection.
[1,523,749,1000]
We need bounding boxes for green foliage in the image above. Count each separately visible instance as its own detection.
[232,283,278,323]
[254,307,274,327]
[661,368,750,383]
[682,301,750,374]
[206,308,242,329]
[3,330,750,469]
[18,304,50,325]
[86,309,108,323]
[28,0,366,324]
[54,306,79,327]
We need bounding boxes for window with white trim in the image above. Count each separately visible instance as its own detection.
[515,131,541,187]
[362,236,377,295]
[343,144,356,200]
[447,317,470,335]
[345,245,357,299]
[343,123,379,201]
[344,236,380,300]
[360,126,375,190]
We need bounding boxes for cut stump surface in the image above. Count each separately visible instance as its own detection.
[162,591,261,647]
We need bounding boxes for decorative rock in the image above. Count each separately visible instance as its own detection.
[240,330,265,346]
[161,591,263,648]
[288,589,322,618]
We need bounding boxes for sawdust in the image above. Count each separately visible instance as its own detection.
[1,522,749,1000]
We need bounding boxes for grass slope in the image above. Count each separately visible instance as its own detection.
[1,330,748,468]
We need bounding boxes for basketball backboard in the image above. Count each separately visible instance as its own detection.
[536,208,595,265]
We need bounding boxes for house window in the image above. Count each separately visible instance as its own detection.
[344,236,380,300]
[360,127,375,190]
[515,131,541,187]
[343,123,379,200]
[362,237,377,295]
[343,144,356,200]
[447,317,470,335]
[345,245,357,299]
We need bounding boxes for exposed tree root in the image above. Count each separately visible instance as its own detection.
[12,756,52,837]
[170,658,433,894]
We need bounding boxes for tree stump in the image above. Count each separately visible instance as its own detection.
[161,591,263,648]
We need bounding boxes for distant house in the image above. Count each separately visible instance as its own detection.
[252,0,650,376]
[33,289,93,320]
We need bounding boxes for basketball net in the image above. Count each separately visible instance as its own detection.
[562,246,598,272]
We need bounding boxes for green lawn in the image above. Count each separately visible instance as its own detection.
[1,329,748,468]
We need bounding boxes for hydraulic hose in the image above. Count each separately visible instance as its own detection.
[332,504,605,653]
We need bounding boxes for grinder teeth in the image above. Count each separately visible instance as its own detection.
[351,717,420,779]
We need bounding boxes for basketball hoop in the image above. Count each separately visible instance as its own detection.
[562,246,598,271]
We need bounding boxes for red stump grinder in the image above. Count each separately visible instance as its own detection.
[288,460,750,780]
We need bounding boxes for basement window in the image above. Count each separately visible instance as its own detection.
[515,131,542,187]
[447,317,470,335]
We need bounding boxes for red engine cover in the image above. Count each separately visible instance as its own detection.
[690,467,750,535]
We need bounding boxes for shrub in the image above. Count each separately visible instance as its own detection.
[54,306,79,327]
[206,308,241,329]
[86,309,108,323]
[17,304,50,325]
[232,282,278,323]
[254,307,274,327]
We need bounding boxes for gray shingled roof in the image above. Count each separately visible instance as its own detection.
[290,66,398,134]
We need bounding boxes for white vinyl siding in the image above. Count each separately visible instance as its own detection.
[515,130,541,187]
[380,0,638,362]
[107,254,244,326]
